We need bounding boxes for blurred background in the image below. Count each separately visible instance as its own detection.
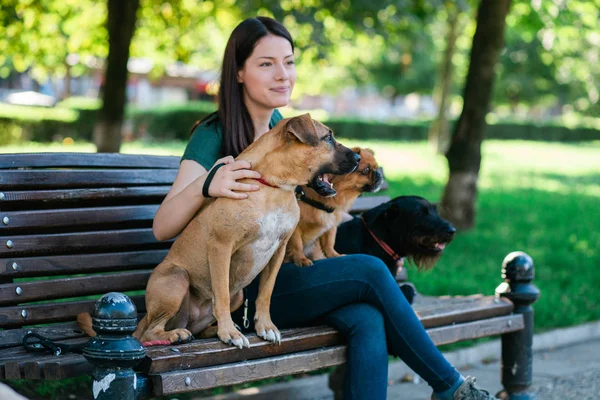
[1,0,599,397]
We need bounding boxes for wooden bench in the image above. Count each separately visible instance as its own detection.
[0,152,540,400]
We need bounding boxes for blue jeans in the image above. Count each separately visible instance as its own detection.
[232,254,461,399]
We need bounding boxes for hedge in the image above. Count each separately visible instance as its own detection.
[1,100,599,144]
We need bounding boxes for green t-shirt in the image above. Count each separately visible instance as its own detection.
[181,109,284,170]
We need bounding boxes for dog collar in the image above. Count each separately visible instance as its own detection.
[295,186,335,213]
[360,216,400,261]
[253,178,280,188]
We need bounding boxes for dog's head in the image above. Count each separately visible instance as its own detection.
[365,195,456,270]
[323,147,383,197]
[284,114,359,197]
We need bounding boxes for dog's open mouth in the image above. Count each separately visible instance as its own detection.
[419,239,449,253]
[308,173,336,197]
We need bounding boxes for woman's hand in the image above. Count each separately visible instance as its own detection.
[206,156,262,200]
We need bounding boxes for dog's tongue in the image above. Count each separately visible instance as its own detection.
[320,174,333,189]
[435,243,446,250]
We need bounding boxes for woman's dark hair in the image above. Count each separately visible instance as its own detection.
[191,17,294,158]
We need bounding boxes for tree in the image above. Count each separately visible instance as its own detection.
[94,0,139,153]
[440,0,512,230]
[428,1,469,153]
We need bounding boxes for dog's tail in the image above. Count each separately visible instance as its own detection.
[76,312,97,337]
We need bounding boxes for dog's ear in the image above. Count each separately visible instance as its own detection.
[352,147,361,155]
[359,147,375,157]
[286,114,319,145]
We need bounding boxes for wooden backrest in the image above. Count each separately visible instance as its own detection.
[0,153,390,331]
[0,153,178,330]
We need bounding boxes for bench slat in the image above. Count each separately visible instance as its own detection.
[149,313,524,396]
[152,346,347,395]
[0,270,151,306]
[140,326,343,374]
[140,295,514,374]
[2,250,168,278]
[416,295,514,328]
[427,314,524,346]
[1,205,159,233]
[0,323,85,349]
[4,361,21,379]
[0,312,524,380]
[0,295,145,327]
[0,228,169,257]
[0,187,169,207]
[1,169,178,190]
[0,153,179,169]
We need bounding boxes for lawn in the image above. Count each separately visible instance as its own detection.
[2,139,599,332]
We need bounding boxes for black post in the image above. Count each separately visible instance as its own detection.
[83,292,149,400]
[328,364,346,400]
[495,251,540,400]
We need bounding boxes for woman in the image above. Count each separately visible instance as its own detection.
[153,16,496,400]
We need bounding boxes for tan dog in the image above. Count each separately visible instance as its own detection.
[285,147,383,267]
[79,114,359,348]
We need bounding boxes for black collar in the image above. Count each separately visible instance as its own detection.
[295,186,335,213]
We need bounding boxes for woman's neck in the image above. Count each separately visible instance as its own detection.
[244,100,273,141]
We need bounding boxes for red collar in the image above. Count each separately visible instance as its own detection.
[361,216,400,261]
[253,178,279,188]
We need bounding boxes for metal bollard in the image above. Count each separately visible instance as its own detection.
[495,251,540,400]
[83,292,149,400]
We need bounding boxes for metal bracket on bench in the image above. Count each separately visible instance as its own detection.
[82,292,150,400]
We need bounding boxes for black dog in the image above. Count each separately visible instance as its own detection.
[335,196,456,303]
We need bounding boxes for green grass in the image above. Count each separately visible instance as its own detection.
[2,138,600,398]
[2,139,600,331]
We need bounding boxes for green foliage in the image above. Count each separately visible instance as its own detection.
[2,102,600,143]
[5,375,92,399]
[128,100,217,140]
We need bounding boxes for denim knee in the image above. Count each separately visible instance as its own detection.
[345,254,396,288]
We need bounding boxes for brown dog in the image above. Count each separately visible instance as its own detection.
[79,114,359,348]
[285,147,383,267]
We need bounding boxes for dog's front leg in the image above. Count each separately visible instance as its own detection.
[288,227,313,267]
[254,241,288,345]
[310,240,326,261]
[208,244,250,349]
[320,226,345,258]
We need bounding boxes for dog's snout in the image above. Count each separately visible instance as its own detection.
[447,225,456,235]
[351,152,361,164]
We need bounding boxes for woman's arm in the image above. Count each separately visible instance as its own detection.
[152,157,262,241]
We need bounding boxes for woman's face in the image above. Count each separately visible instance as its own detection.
[238,34,296,111]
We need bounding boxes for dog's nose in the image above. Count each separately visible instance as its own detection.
[447,226,456,235]
[352,152,361,164]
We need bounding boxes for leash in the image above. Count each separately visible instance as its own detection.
[295,186,335,213]
[23,332,85,356]
[360,216,400,262]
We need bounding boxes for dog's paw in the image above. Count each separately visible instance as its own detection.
[294,257,313,267]
[255,319,281,345]
[325,251,345,258]
[167,328,194,344]
[218,325,250,349]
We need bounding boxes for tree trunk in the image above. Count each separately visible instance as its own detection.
[63,62,71,100]
[428,4,462,154]
[440,0,511,230]
[94,0,139,153]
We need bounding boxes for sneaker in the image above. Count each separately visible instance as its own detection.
[431,376,499,400]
